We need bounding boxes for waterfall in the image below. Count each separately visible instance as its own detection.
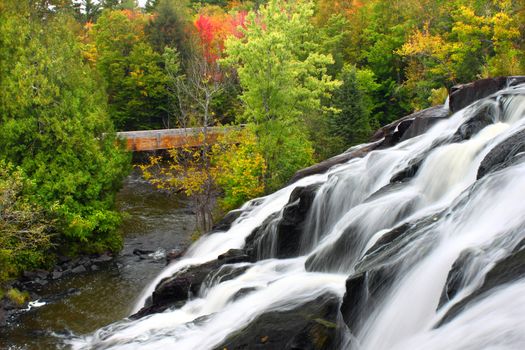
[69,83,525,349]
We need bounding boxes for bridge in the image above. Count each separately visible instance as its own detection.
[116,126,235,152]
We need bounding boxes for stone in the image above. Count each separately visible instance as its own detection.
[166,248,185,263]
[131,249,251,319]
[71,265,87,274]
[477,128,525,180]
[436,239,525,327]
[449,76,525,113]
[245,183,321,260]
[211,209,244,232]
[214,293,341,350]
[371,105,449,148]
[92,253,113,263]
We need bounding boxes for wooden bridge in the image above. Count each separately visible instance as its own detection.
[116,126,236,152]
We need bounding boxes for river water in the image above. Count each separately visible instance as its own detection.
[0,172,195,350]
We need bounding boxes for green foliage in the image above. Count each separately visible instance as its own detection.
[0,163,55,283]
[0,3,130,261]
[92,9,170,130]
[214,128,266,210]
[145,0,193,60]
[223,0,338,190]
[6,288,30,306]
[326,65,380,156]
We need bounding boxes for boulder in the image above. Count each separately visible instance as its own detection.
[437,249,479,310]
[131,249,251,319]
[214,293,341,350]
[71,265,87,274]
[338,215,443,333]
[289,142,380,184]
[477,128,525,180]
[436,239,525,327]
[371,105,449,148]
[449,76,525,113]
[245,184,321,260]
[211,209,244,232]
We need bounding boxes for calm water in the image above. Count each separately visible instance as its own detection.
[0,171,195,349]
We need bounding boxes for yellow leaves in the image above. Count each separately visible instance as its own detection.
[140,128,266,213]
[397,24,446,58]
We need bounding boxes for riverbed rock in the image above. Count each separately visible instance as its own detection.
[437,249,479,310]
[131,249,251,319]
[71,265,87,274]
[371,105,449,148]
[245,184,320,260]
[477,128,525,179]
[449,76,525,113]
[436,238,525,327]
[166,248,186,263]
[214,292,341,350]
[289,142,381,184]
[211,209,244,233]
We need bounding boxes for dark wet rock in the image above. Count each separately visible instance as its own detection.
[211,209,244,232]
[364,182,406,203]
[51,271,63,280]
[372,106,450,148]
[452,104,495,141]
[340,273,368,333]
[437,249,479,310]
[131,249,251,319]
[477,128,525,179]
[272,184,320,258]
[71,265,87,274]
[400,113,450,142]
[133,249,155,256]
[338,215,443,333]
[91,264,99,271]
[92,253,113,263]
[166,248,186,263]
[436,239,525,327]
[289,142,381,184]
[203,264,251,290]
[449,76,525,113]
[218,249,251,263]
[246,184,321,260]
[22,270,49,281]
[214,293,341,350]
[244,212,280,260]
[230,287,259,302]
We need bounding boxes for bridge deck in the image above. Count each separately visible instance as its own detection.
[116,126,232,151]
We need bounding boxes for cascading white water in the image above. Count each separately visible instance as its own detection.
[70,84,525,349]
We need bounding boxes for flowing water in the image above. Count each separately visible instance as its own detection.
[50,85,525,348]
[0,172,195,349]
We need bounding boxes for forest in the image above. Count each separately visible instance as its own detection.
[1,0,524,292]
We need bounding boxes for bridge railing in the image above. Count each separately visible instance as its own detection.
[116,126,243,152]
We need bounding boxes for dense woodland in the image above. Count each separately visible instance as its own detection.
[1,0,525,290]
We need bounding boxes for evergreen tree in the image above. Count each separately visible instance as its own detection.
[0,2,130,255]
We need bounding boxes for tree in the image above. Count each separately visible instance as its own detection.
[0,163,55,283]
[327,65,380,154]
[145,0,193,60]
[0,3,130,255]
[91,9,170,130]
[223,0,339,190]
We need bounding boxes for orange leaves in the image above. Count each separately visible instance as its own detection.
[194,11,247,64]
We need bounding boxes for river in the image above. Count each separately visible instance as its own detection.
[0,171,195,349]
